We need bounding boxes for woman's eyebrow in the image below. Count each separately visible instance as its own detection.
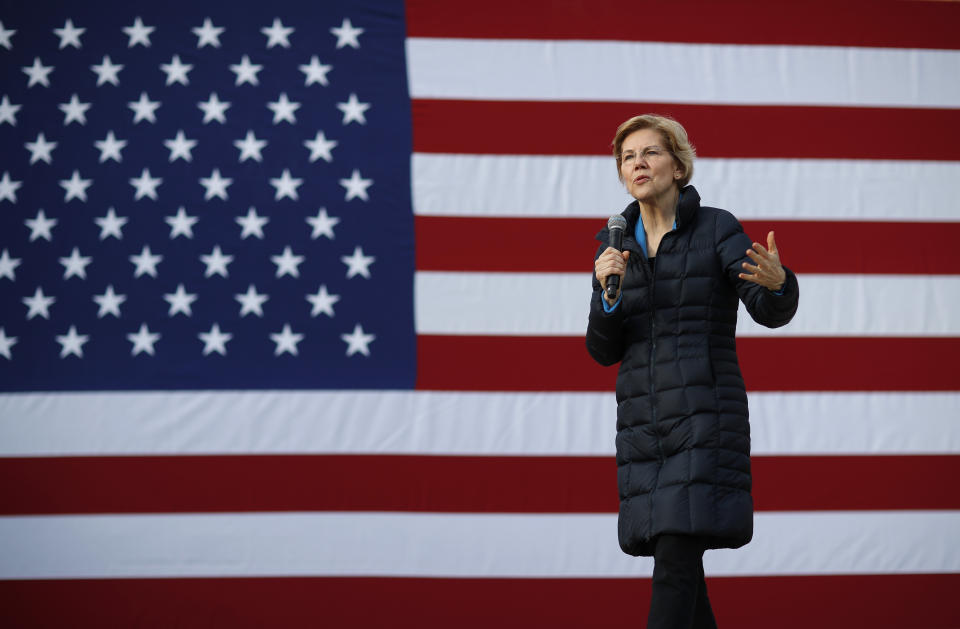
[622,145,663,153]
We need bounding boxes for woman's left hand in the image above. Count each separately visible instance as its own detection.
[739,231,786,291]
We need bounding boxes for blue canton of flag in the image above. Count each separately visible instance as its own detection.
[0,0,416,391]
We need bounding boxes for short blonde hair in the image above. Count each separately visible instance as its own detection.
[612,114,696,187]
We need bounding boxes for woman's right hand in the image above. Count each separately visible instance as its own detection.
[595,247,631,303]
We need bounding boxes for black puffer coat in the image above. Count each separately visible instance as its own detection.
[586,186,799,557]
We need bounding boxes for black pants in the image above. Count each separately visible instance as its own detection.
[647,535,718,629]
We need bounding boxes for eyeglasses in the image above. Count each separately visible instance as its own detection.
[620,146,670,165]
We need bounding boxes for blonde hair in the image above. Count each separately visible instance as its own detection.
[612,114,696,187]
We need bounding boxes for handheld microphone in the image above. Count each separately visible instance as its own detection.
[604,215,627,301]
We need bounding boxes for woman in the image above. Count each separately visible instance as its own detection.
[586,115,799,628]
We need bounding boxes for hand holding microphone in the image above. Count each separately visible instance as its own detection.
[596,215,630,305]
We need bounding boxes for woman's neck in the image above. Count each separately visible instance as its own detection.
[638,187,680,231]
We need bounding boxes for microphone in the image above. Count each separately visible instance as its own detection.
[604,215,627,301]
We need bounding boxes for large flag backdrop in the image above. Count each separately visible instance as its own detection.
[1,0,959,626]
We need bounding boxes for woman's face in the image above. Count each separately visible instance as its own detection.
[619,128,682,204]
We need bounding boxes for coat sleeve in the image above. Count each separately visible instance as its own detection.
[585,243,627,365]
[715,210,799,329]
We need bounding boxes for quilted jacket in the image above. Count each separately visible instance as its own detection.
[586,186,799,556]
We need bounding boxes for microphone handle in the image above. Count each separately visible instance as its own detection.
[604,228,624,300]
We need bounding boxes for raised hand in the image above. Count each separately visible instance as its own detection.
[739,231,786,291]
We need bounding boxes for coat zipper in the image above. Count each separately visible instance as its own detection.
[647,231,673,538]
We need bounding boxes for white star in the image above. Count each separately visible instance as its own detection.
[0,328,16,360]
[331,18,364,49]
[192,18,224,48]
[0,95,21,125]
[129,168,162,200]
[235,284,268,317]
[128,92,160,124]
[236,207,268,239]
[199,323,232,356]
[129,245,162,278]
[160,54,192,86]
[341,323,375,357]
[262,18,294,48]
[304,130,337,163]
[0,21,15,50]
[90,55,123,86]
[123,17,155,48]
[164,130,197,162]
[165,207,198,239]
[230,55,262,86]
[234,130,267,162]
[58,93,90,125]
[267,92,300,124]
[198,92,231,124]
[306,285,340,318]
[93,285,126,318]
[0,171,23,203]
[269,169,302,201]
[56,326,89,358]
[300,56,332,86]
[94,130,126,163]
[270,324,303,356]
[53,19,85,49]
[23,58,54,88]
[95,207,128,240]
[59,247,92,280]
[271,246,304,278]
[306,207,339,239]
[199,169,232,201]
[200,245,233,278]
[25,132,57,164]
[163,284,197,316]
[0,249,22,281]
[337,93,370,125]
[60,170,92,202]
[127,323,160,356]
[339,169,373,202]
[23,287,55,320]
[341,245,375,279]
[25,209,56,241]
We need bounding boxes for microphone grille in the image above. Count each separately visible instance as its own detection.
[607,215,627,230]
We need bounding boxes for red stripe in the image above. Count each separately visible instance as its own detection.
[417,336,960,392]
[1,454,957,515]
[406,0,960,50]
[415,216,960,275]
[2,574,958,627]
[412,100,960,160]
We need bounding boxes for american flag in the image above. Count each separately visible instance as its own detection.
[1,0,959,626]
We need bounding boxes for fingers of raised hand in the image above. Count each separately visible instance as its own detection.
[740,258,784,289]
[747,243,780,268]
[738,267,763,285]
[767,230,778,254]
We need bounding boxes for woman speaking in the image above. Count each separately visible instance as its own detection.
[586,115,800,628]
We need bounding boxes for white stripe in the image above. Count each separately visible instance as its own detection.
[412,154,960,220]
[1,511,957,578]
[407,38,960,108]
[1,391,957,456]
[415,273,960,337]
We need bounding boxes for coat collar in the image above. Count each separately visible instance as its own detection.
[595,185,701,246]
